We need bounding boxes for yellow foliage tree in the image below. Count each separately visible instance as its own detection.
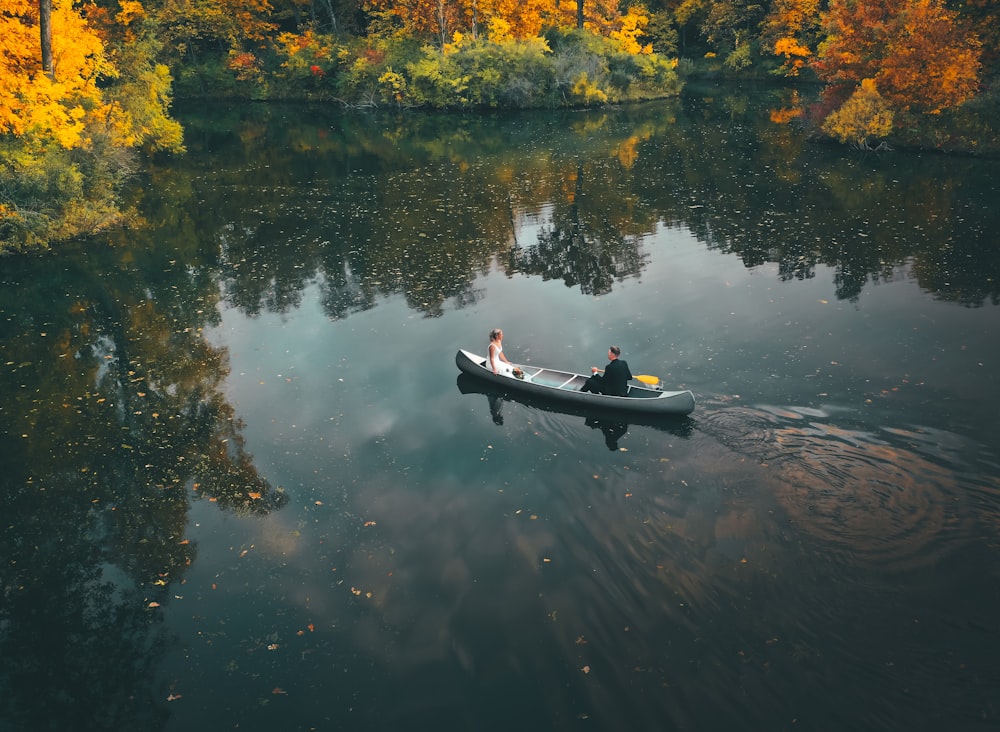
[611,6,653,55]
[821,77,894,149]
[1,0,183,251]
[0,0,113,148]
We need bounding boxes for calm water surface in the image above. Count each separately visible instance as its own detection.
[2,86,999,732]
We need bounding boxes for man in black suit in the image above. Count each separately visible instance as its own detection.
[580,345,633,396]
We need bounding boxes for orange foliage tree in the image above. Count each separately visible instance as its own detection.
[812,0,982,117]
[363,0,628,46]
[363,0,468,45]
[554,0,621,33]
[762,0,820,75]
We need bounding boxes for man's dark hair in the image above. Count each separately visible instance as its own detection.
[609,346,621,356]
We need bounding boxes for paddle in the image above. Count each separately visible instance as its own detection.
[596,370,660,386]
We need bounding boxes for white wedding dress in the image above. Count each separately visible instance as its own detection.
[489,342,514,376]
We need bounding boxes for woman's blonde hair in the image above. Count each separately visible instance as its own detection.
[489,328,503,341]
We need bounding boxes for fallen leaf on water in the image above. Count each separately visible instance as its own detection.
[248,492,262,500]
[363,521,376,527]
[147,601,160,608]
[582,666,591,674]
[307,623,315,632]
[167,694,182,702]
[272,688,287,695]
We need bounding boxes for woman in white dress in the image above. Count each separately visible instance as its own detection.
[488,328,516,376]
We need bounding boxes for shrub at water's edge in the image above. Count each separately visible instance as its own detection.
[267,27,683,110]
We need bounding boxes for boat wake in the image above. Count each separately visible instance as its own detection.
[695,403,1000,571]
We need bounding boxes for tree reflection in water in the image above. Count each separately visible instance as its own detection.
[0,246,286,730]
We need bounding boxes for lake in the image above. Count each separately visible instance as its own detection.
[1,83,999,732]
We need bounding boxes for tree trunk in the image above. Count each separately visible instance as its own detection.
[39,0,54,76]
[436,0,447,47]
[576,0,584,29]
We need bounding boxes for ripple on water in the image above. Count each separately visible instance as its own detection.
[697,405,996,572]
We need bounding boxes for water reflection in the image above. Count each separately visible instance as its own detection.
[145,90,1000,328]
[0,245,286,729]
[3,89,1000,731]
[456,373,693,449]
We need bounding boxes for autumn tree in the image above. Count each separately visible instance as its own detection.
[813,0,982,119]
[0,0,112,147]
[363,0,467,46]
[1,0,183,251]
[821,76,894,148]
[482,0,554,39]
[949,0,999,77]
[762,0,820,75]
[712,0,772,69]
[149,0,276,82]
[39,0,53,74]
[361,0,636,48]
[554,0,621,35]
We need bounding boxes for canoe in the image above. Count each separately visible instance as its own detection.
[455,349,696,416]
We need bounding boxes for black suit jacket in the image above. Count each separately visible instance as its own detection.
[598,358,633,396]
